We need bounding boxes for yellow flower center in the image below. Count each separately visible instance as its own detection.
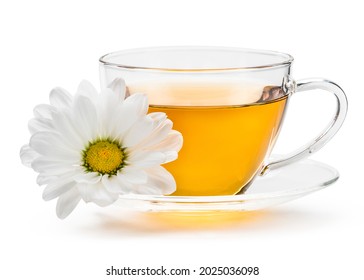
[82,140,124,175]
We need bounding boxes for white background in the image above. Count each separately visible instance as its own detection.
[1,0,363,279]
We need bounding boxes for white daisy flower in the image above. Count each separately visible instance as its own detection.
[20,79,183,219]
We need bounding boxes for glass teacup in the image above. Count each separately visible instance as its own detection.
[99,47,347,196]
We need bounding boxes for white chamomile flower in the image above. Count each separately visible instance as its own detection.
[20,79,183,219]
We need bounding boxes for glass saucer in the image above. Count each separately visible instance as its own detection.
[115,159,339,212]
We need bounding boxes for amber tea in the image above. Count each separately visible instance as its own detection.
[129,83,288,196]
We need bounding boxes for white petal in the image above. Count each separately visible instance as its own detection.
[51,111,84,150]
[104,104,127,138]
[150,131,183,153]
[56,188,82,219]
[148,112,167,123]
[28,118,53,134]
[136,119,173,149]
[122,116,155,147]
[33,104,57,119]
[49,87,72,109]
[164,151,178,163]
[31,156,76,175]
[37,174,56,185]
[97,89,123,136]
[20,145,40,167]
[120,167,148,184]
[145,165,176,194]
[116,174,134,193]
[29,131,80,160]
[101,175,127,194]
[123,93,148,117]
[126,150,166,168]
[111,94,150,139]
[74,172,101,184]
[99,88,122,106]
[112,104,140,137]
[43,181,75,201]
[107,77,126,101]
[131,165,176,195]
[77,181,118,206]
[38,168,81,185]
[72,95,98,141]
[77,80,98,101]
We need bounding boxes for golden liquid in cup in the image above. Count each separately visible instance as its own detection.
[129,82,288,196]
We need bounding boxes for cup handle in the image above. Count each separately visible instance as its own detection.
[260,78,348,175]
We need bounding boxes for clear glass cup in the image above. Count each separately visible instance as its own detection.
[99,47,347,196]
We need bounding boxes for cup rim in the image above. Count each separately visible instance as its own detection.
[99,46,294,72]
